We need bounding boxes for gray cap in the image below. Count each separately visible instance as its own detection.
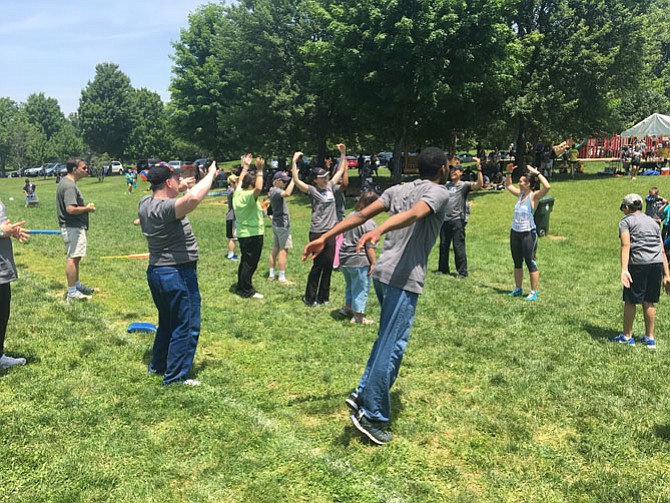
[621,193,643,208]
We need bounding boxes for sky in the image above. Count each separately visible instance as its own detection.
[0,0,211,116]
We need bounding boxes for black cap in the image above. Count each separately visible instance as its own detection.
[147,162,182,185]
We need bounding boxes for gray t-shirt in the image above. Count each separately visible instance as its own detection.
[444,181,473,221]
[269,187,290,228]
[619,212,663,265]
[0,201,17,285]
[307,182,338,234]
[138,196,199,267]
[372,180,450,294]
[339,216,377,269]
[56,177,89,229]
[226,187,235,221]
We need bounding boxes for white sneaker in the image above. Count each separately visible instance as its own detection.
[251,292,264,299]
[0,354,26,369]
[183,379,201,386]
[67,290,92,302]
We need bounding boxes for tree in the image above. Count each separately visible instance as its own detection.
[126,88,171,160]
[78,63,134,159]
[24,92,65,141]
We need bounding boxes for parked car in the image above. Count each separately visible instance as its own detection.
[377,152,392,166]
[107,161,124,175]
[194,158,213,171]
[168,160,182,170]
[457,153,474,163]
[24,165,46,177]
[43,162,58,176]
[346,156,358,168]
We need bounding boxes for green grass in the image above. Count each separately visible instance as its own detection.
[3,166,670,501]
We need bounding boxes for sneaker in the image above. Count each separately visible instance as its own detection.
[350,410,393,445]
[67,290,92,302]
[277,279,293,285]
[639,335,657,349]
[183,379,202,386]
[524,291,538,301]
[609,333,635,346]
[508,287,523,297]
[0,354,26,369]
[317,300,330,306]
[226,254,239,261]
[454,274,467,279]
[251,292,264,299]
[76,283,95,295]
[267,275,275,281]
[351,316,374,325]
[345,391,360,412]
[302,297,318,307]
[339,307,354,318]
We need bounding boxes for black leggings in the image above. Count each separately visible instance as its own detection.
[510,229,538,273]
[305,232,336,303]
[236,235,264,297]
[0,283,11,355]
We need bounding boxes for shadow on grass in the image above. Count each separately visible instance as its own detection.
[652,424,670,442]
[583,322,615,342]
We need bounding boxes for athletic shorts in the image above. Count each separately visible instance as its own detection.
[272,226,293,250]
[623,262,663,304]
[61,227,87,259]
[226,220,236,240]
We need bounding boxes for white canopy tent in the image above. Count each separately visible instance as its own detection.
[620,113,670,138]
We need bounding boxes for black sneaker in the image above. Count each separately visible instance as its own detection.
[345,391,360,412]
[302,297,317,307]
[77,283,95,295]
[350,410,392,445]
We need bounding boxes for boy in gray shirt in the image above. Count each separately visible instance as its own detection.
[303,147,450,444]
[610,193,670,348]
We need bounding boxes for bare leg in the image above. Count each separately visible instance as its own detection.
[277,249,287,273]
[514,268,523,289]
[623,301,637,337]
[530,270,539,291]
[66,257,81,288]
[642,301,656,339]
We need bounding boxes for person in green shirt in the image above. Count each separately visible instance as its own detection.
[233,154,265,299]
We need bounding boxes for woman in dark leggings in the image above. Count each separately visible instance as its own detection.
[504,164,551,301]
[0,201,29,369]
[292,145,347,306]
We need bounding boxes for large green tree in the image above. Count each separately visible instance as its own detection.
[24,92,65,142]
[78,63,134,159]
[126,88,171,160]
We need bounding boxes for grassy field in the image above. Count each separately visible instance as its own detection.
[3,165,670,502]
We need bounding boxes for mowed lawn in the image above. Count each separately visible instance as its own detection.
[2,166,670,502]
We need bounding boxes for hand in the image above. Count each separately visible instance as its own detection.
[302,238,326,261]
[473,156,481,164]
[526,165,540,176]
[336,143,346,156]
[207,161,218,174]
[664,276,670,295]
[178,176,196,192]
[87,203,96,212]
[241,153,252,170]
[255,157,265,171]
[356,231,380,253]
[621,270,633,288]
[506,163,516,173]
[368,262,375,276]
[292,151,303,162]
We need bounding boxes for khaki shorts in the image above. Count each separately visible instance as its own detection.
[272,226,293,250]
[61,227,87,258]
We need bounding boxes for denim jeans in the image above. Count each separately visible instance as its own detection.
[342,266,370,314]
[147,262,201,385]
[356,280,418,423]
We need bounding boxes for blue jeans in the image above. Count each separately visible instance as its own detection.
[356,280,418,423]
[342,266,371,314]
[147,262,201,385]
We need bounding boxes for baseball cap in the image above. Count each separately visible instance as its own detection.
[147,163,182,185]
[273,171,291,182]
[312,168,329,178]
[621,193,643,209]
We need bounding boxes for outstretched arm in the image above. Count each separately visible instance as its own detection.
[331,143,347,187]
[253,156,264,198]
[175,161,220,219]
[505,166,520,196]
[302,199,387,260]
[356,200,433,253]
[472,157,484,191]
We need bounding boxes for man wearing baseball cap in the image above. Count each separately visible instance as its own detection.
[611,193,670,348]
[268,170,295,283]
[138,161,219,385]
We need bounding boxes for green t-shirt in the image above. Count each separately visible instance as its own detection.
[232,189,264,238]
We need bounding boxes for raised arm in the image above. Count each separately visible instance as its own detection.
[236,154,253,193]
[282,177,295,198]
[472,156,484,191]
[175,161,220,219]
[527,165,551,203]
[505,166,520,196]
[291,151,310,193]
[332,143,347,187]
[253,156,264,198]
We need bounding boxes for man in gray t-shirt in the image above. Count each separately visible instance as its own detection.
[611,193,670,348]
[303,147,450,444]
[139,161,219,385]
[56,157,96,301]
[267,171,295,283]
[437,158,483,278]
